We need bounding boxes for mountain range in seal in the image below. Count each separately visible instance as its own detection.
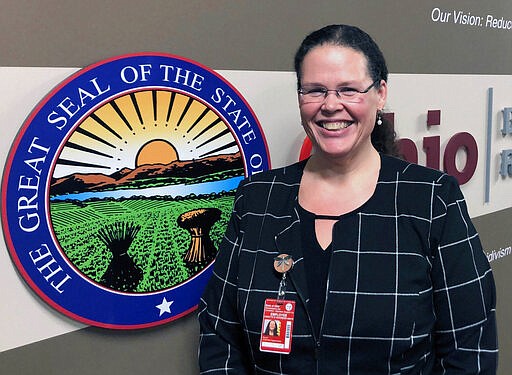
[50,152,243,196]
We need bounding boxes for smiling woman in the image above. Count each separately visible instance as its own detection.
[135,139,179,167]
[198,24,498,375]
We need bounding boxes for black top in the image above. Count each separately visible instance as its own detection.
[297,204,336,340]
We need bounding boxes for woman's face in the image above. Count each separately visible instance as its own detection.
[298,44,387,160]
[269,321,276,330]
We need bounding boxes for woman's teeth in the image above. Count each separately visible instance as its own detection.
[320,121,352,130]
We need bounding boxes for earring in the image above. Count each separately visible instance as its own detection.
[377,110,383,126]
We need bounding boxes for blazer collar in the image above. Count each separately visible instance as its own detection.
[273,160,309,308]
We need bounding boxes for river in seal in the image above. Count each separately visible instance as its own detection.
[50,176,244,202]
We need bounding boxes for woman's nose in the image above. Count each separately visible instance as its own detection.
[321,92,344,112]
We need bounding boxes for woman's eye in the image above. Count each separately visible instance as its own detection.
[308,88,326,95]
[339,87,358,96]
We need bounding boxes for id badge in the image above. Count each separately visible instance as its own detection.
[259,298,295,354]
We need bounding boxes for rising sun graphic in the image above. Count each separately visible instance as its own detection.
[53,89,239,178]
[135,139,179,167]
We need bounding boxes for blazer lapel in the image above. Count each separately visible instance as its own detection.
[274,207,309,307]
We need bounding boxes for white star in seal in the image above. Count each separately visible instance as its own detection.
[156,297,174,316]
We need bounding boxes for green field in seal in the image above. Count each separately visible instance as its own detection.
[49,193,234,292]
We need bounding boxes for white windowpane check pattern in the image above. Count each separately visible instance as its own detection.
[198,154,498,374]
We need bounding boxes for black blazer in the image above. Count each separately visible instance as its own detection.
[198,154,497,374]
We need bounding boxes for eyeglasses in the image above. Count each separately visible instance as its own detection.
[298,80,380,104]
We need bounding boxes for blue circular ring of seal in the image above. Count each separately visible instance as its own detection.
[1,53,270,329]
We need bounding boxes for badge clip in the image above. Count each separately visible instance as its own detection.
[274,254,293,300]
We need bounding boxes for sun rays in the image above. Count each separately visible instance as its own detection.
[53,89,239,178]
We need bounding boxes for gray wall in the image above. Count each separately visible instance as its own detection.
[1,0,511,74]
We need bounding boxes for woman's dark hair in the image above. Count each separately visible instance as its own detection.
[294,24,401,157]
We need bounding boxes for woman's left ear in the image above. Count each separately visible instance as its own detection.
[377,79,387,108]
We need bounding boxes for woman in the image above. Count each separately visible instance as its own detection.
[198,24,497,374]
[264,320,279,336]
